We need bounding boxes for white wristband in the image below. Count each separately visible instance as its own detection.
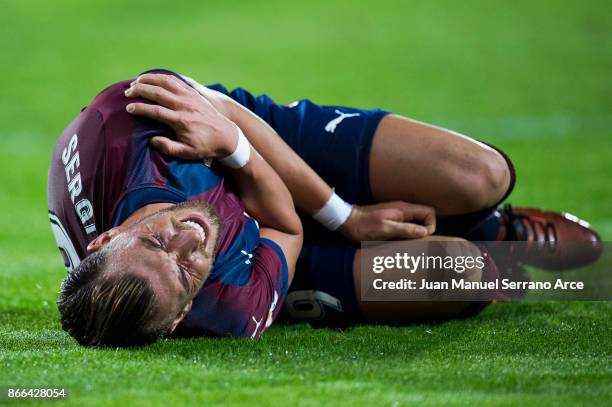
[219,127,251,169]
[313,192,353,231]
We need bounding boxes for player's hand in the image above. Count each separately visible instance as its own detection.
[179,74,234,118]
[338,201,436,241]
[125,73,237,160]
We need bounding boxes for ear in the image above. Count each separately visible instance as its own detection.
[167,300,193,335]
[86,226,125,253]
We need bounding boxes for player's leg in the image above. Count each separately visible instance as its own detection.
[280,236,495,327]
[369,114,512,216]
[353,236,497,323]
[353,236,497,324]
[367,114,601,265]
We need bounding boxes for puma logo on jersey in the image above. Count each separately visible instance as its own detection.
[250,290,279,338]
[250,315,263,339]
[264,291,279,329]
[324,110,360,133]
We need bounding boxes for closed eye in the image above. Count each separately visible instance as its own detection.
[137,236,164,251]
[176,264,192,292]
[153,234,165,250]
[137,235,192,292]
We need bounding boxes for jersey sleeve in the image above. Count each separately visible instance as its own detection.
[174,237,288,339]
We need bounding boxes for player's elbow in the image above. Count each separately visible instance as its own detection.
[270,206,303,240]
[286,210,304,239]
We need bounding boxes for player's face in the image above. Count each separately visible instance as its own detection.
[90,201,221,325]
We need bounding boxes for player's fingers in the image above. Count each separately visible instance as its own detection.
[132,73,186,95]
[149,136,199,159]
[413,205,436,234]
[125,83,180,109]
[392,201,436,234]
[382,219,430,240]
[126,102,180,126]
[126,102,177,123]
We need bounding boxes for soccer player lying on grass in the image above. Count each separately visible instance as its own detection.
[48,69,601,347]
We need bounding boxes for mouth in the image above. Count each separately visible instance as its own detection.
[179,214,211,250]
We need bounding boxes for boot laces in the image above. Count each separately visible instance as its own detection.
[503,204,558,242]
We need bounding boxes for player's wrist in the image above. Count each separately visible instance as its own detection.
[313,192,353,231]
[215,121,238,157]
[218,124,251,169]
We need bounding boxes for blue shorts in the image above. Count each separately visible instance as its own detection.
[209,84,390,326]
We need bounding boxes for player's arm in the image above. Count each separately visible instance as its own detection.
[124,73,302,281]
[180,75,436,241]
[221,134,303,283]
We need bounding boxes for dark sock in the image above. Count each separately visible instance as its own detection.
[436,208,501,241]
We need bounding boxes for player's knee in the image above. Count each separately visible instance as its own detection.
[465,148,511,211]
[481,149,511,206]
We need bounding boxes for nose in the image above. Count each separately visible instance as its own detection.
[166,228,201,257]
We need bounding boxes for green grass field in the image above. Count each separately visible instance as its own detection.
[1,0,611,405]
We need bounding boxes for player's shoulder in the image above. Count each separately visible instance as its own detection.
[88,79,131,118]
